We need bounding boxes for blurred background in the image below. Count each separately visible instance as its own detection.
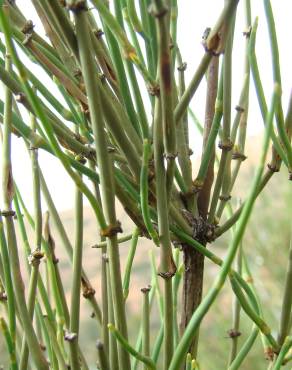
[0,1,292,369]
[1,136,291,369]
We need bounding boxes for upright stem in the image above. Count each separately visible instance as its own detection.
[169,84,280,370]
[153,0,176,195]
[228,243,242,365]
[0,56,16,355]
[141,286,151,370]
[20,108,43,369]
[73,7,130,369]
[0,36,48,370]
[277,220,292,346]
[69,174,83,370]
[208,14,236,223]
[153,96,174,369]
[197,56,219,218]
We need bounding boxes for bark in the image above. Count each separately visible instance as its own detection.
[180,57,219,356]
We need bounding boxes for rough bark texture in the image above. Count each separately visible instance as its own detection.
[180,57,219,355]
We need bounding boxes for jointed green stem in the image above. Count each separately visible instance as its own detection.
[73,7,130,369]
[108,323,156,370]
[0,11,49,368]
[169,85,280,370]
[140,139,159,246]
[0,55,16,355]
[263,0,292,173]
[68,182,84,370]
[0,317,18,370]
[153,97,174,369]
[141,286,151,369]
[248,17,288,167]
[123,228,139,299]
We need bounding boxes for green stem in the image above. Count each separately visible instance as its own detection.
[37,173,102,323]
[0,58,16,351]
[263,0,292,173]
[228,327,259,370]
[140,139,159,246]
[0,316,18,370]
[20,101,43,370]
[91,0,157,89]
[141,286,151,369]
[0,11,48,367]
[73,8,130,369]
[229,276,277,349]
[248,17,288,167]
[123,228,139,299]
[174,52,212,125]
[43,316,68,370]
[208,15,235,223]
[153,0,176,195]
[228,243,242,365]
[93,233,133,248]
[108,323,156,370]
[277,221,292,346]
[272,337,292,370]
[153,97,174,369]
[96,340,110,370]
[169,84,280,370]
[69,182,84,370]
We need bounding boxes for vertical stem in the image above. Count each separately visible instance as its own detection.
[180,63,221,360]
[89,160,109,355]
[39,171,102,323]
[20,99,43,370]
[141,286,151,369]
[197,56,219,218]
[123,228,139,299]
[169,84,280,370]
[0,33,48,370]
[208,14,236,223]
[153,96,174,369]
[153,0,176,196]
[176,50,194,212]
[106,258,119,370]
[228,243,242,365]
[277,220,292,346]
[73,7,130,369]
[263,0,292,174]
[96,340,110,370]
[0,317,18,370]
[0,57,16,353]
[69,173,83,370]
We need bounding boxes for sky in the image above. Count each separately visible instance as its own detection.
[0,1,292,212]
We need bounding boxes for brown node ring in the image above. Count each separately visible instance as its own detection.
[93,29,104,39]
[227,329,241,338]
[141,285,151,294]
[235,105,245,113]
[81,284,96,299]
[164,152,178,161]
[158,271,176,280]
[21,20,34,35]
[1,210,16,217]
[67,0,87,12]
[148,4,168,18]
[219,194,231,201]
[100,221,123,237]
[177,62,187,72]
[232,152,247,161]
[218,140,233,151]
[147,83,160,97]
[267,163,280,173]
